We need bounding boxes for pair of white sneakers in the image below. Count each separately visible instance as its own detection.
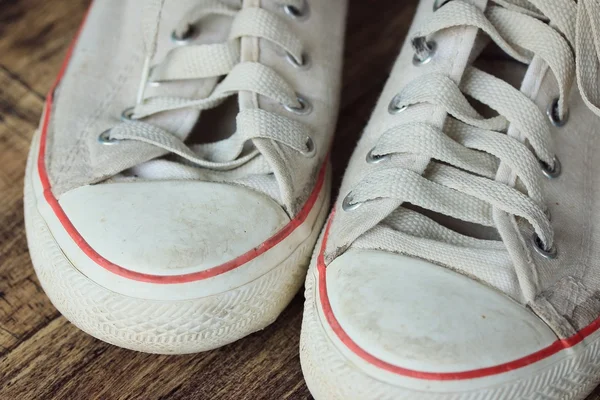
[25,0,600,399]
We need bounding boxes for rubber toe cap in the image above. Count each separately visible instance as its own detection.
[58,181,289,275]
[324,249,558,374]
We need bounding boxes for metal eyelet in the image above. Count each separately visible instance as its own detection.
[342,192,362,212]
[284,95,312,115]
[540,155,561,179]
[283,0,309,20]
[285,51,310,69]
[388,94,408,115]
[366,148,391,164]
[433,0,452,11]
[546,98,569,127]
[121,107,136,122]
[532,234,557,259]
[171,24,198,45]
[98,129,119,145]
[301,136,317,157]
[413,39,437,66]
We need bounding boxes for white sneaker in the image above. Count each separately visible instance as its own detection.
[25,0,346,354]
[301,0,600,398]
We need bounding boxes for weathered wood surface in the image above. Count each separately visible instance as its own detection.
[1,0,599,399]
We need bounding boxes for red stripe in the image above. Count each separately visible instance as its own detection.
[36,4,327,284]
[317,210,600,380]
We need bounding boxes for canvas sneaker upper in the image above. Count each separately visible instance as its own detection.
[325,0,600,342]
[26,0,346,354]
[46,0,344,216]
[37,0,345,278]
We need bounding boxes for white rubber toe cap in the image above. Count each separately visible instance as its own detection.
[324,249,558,374]
[58,181,289,275]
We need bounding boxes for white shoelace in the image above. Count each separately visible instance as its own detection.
[102,0,314,171]
[342,0,600,301]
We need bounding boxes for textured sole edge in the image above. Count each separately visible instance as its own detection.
[300,234,600,400]
[25,132,331,354]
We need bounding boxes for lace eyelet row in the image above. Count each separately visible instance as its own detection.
[282,1,311,70]
[167,1,313,74]
[282,91,315,157]
[282,95,318,156]
[100,93,315,154]
[534,98,567,257]
[100,1,315,160]
[170,1,310,44]
[342,0,572,264]
[349,47,568,260]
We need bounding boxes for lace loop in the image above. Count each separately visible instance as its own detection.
[106,0,314,170]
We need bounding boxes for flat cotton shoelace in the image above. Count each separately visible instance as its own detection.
[342,0,600,302]
[103,0,314,171]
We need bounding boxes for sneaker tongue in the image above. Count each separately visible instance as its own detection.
[143,80,216,142]
[468,30,491,64]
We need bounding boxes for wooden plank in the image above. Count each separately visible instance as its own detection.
[0,66,60,358]
[0,0,90,96]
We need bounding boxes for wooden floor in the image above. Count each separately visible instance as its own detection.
[1,0,600,399]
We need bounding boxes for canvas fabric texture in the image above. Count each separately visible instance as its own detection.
[45,0,346,217]
[326,0,600,339]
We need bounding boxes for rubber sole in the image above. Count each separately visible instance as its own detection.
[25,132,331,354]
[300,235,600,400]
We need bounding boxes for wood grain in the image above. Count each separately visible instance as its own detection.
[1,0,599,399]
